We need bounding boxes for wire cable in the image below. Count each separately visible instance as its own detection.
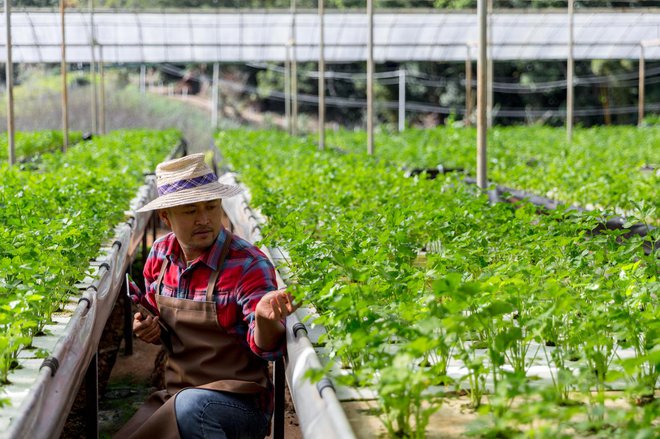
[154,62,660,119]
[246,61,660,93]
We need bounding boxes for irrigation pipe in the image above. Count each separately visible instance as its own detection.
[457,175,658,256]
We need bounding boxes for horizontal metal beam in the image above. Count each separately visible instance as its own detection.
[2,11,660,63]
[3,42,647,49]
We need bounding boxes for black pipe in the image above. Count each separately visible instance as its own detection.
[459,176,656,256]
[85,352,99,439]
[123,272,133,356]
[404,166,465,179]
[39,357,59,377]
[293,322,308,338]
[272,358,285,439]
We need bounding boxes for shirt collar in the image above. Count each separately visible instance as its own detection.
[165,227,228,271]
[165,233,183,267]
[203,227,228,271]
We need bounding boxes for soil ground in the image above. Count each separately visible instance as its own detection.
[99,337,302,439]
[343,397,479,438]
[343,390,660,438]
[148,86,289,131]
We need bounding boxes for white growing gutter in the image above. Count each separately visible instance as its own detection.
[1,142,185,439]
[219,171,356,439]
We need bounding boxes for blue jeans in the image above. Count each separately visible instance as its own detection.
[174,388,270,439]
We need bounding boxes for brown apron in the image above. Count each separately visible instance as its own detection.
[115,232,269,439]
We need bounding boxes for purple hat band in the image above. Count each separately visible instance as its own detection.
[158,173,218,196]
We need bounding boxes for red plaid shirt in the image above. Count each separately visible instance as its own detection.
[142,227,284,415]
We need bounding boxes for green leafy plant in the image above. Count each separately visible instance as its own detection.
[0,129,179,386]
[0,130,84,161]
[217,128,658,438]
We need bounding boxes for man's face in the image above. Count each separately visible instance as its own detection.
[159,200,224,258]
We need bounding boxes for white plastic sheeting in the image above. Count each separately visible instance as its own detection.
[1,10,660,63]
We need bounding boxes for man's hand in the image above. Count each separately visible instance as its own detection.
[254,289,298,351]
[133,312,162,344]
[255,289,297,322]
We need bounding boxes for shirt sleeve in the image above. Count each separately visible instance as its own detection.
[236,256,285,361]
[142,245,162,311]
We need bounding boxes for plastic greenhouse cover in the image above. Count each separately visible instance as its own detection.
[1,10,660,63]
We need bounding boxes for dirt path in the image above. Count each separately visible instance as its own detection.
[147,87,299,131]
[100,338,301,439]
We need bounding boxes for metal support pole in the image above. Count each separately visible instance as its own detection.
[318,0,325,150]
[217,71,223,124]
[291,54,298,136]
[142,216,149,266]
[291,0,298,136]
[5,0,15,166]
[285,50,291,134]
[398,69,405,132]
[152,211,157,245]
[84,352,99,439]
[639,45,645,126]
[89,0,97,134]
[367,0,374,155]
[477,0,488,189]
[272,358,285,439]
[567,0,574,143]
[123,271,133,356]
[60,0,69,152]
[487,0,493,128]
[465,45,473,127]
[99,45,106,134]
[211,62,220,129]
[140,65,146,94]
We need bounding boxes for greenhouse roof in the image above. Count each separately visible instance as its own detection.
[2,10,660,63]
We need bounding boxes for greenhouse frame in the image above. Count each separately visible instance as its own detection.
[1,10,660,62]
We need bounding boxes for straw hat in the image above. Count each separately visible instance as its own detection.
[137,153,242,212]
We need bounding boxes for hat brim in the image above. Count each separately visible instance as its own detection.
[137,181,243,212]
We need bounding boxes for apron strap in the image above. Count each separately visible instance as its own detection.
[156,257,171,296]
[205,230,233,302]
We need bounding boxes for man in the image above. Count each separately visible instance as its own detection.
[115,153,295,439]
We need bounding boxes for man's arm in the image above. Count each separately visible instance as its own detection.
[133,313,162,344]
[133,243,163,344]
[254,290,296,351]
[237,257,295,359]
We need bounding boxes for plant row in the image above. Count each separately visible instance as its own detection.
[218,128,658,438]
[0,130,84,162]
[325,125,659,218]
[0,129,179,391]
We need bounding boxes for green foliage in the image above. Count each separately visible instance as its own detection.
[0,131,84,162]
[218,127,658,437]
[325,125,660,216]
[0,129,179,385]
[641,115,660,127]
